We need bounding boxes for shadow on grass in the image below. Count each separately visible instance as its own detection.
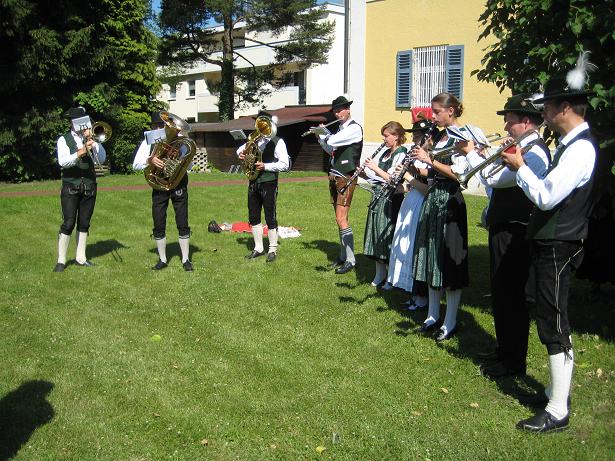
[87,239,129,262]
[0,380,54,461]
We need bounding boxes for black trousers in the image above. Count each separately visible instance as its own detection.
[152,176,189,239]
[248,180,278,228]
[489,223,530,369]
[59,182,97,234]
[531,239,584,355]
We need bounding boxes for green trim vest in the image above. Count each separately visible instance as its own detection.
[254,137,280,184]
[330,120,363,175]
[486,139,551,227]
[61,133,96,186]
[527,129,596,240]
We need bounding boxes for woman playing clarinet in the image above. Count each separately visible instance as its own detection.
[410,93,471,341]
[362,121,406,286]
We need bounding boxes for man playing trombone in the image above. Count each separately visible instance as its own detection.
[53,107,106,272]
[315,95,363,274]
[457,94,550,379]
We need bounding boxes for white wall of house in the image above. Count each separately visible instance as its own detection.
[159,3,346,121]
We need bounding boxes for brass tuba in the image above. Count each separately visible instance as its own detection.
[241,115,277,180]
[144,111,197,191]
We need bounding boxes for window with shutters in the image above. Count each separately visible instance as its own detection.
[396,45,464,108]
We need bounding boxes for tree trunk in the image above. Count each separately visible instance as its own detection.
[218,15,235,121]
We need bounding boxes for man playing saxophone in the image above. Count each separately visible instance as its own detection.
[456,94,550,379]
[54,106,106,272]
[237,110,290,263]
[133,112,194,271]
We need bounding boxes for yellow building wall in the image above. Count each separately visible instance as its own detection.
[364,0,510,143]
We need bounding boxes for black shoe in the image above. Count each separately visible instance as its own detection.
[328,259,344,269]
[266,252,277,263]
[518,393,571,409]
[76,260,95,267]
[246,250,265,259]
[476,350,499,361]
[152,260,168,270]
[53,263,66,272]
[516,410,569,433]
[183,260,194,272]
[435,327,456,342]
[335,261,355,274]
[414,319,442,334]
[480,361,526,379]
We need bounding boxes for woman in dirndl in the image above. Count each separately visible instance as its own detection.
[362,121,406,287]
[410,93,471,341]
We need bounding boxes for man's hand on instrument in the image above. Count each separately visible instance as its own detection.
[255,162,265,171]
[150,156,165,169]
[501,145,524,171]
[456,140,474,156]
[238,150,246,161]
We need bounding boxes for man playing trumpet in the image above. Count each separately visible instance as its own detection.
[457,94,550,378]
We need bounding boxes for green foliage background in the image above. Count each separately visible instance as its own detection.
[0,0,161,182]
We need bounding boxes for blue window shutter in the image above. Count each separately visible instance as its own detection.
[396,50,413,108]
[445,45,464,100]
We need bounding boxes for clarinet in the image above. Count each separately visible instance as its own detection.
[369,123,436,207]
[338,142,387,194]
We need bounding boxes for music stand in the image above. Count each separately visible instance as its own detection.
[144,128,167,145]
[229,129,247,141]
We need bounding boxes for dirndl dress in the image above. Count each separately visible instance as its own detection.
[363,146,405,261]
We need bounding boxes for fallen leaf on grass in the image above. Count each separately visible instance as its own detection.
[411,411,422,417]
[470,402,479,408]
[440,388,449,394]
[200,439,209,446]
[316,446,326,453]
[270,444,277,449]
[150,334,162,342]
[596,368,603,378]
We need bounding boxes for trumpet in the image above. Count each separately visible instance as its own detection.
[454,123,545,189]
[429,132,504,161]
[79,121,112,166]
[301,119,340,137]
[338,142,387,194]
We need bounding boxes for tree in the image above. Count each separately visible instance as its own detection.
[475,0,615,286]
[157,0,335,121]
[0,0,161,181]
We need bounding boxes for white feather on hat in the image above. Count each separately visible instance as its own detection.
[271,115,279,125]
[566,51,597,90]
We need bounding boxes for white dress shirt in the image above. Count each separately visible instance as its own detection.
[515,122,595,211]
[317,119,363,155]
[363,148,406,184]
[236,137,290,172]
[57,131,106,167]
[132,139,151,171]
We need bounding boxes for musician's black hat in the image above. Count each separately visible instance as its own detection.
[496,94,543,116]
[405,119,433,133]
[534,51,596,103]
[331,95,352,111]
[150,111,164,124]
[64,106,86,119]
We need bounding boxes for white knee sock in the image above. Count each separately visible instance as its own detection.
[268,227,278,254]
[340,227,355,264]
[442,289,461,334]
[179,236,190,263]
[424,287,442,326]
[545,350,573,419]
[57,233,71,264]
[156,237,167,263]
[76,231,88,264]
[252,224,264,253]
[371,261,387,286]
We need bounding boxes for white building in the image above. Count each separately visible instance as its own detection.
[159,2,346,122]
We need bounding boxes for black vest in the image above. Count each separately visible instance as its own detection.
[61,133,96,186]
[486,139,551,227]
[527,129,597,240]
[254,137,281,184]
[330,120,363,174]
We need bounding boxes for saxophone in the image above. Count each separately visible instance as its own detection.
[241,115,277,180]
[144,111,197,191]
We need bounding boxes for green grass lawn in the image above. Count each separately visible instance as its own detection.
[1,172,613,460]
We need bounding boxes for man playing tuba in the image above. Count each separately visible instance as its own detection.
[237,110,290,263]
[133,112,194,271]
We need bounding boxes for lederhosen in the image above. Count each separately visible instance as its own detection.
[151,143,190,239]
[526,129,596,355]
[488,139,551,369]
[248,137,281,229]
[413,131,469,289]
[329,121,363,207]
[59,133,98,235]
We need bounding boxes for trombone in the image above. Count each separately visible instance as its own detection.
[429,132,504,161]
[454,123,545,189]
